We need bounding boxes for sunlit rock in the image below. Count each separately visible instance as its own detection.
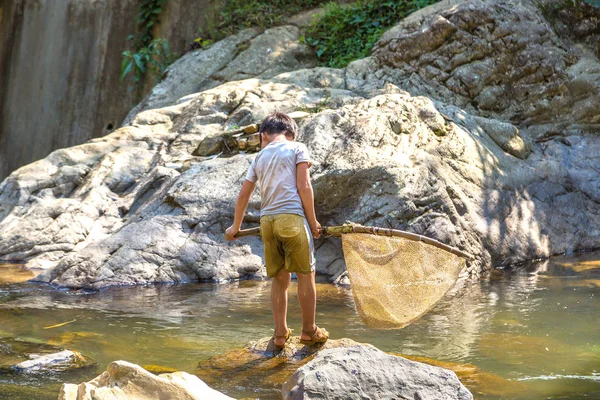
[283,345,473,400]
[0,338,94,374]
[195,337,371,394]
[58,360,233,400]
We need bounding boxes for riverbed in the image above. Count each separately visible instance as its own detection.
[0,251,598,399]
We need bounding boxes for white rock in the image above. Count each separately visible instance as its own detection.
[58,360,233,400]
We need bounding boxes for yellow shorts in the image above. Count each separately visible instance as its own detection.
[260,213,315,278]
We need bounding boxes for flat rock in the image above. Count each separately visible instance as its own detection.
[283,345,473,400]
[13,350,83,373]
[0,338,94,374]
[195,337,370,396]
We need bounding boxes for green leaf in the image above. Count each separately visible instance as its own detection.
[133,53,145,72]
[120,61,134,80]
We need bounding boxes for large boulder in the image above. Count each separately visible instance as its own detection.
[282,345,473,400]
[0,0,599,288]
[365,0,600,139]
[58,360,233,400]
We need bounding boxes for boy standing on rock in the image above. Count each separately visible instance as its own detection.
[225,112,329,349]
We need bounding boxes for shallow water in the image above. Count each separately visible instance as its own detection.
[0,252,598,399]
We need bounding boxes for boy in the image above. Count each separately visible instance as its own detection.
[225,112,329,349]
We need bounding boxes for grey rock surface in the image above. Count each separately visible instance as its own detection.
[370,0,600,139]
[0,338,94,374]
[282,345,473,400]
[13,350,79,373]
[0,0,599,288]
[124,25,316,123]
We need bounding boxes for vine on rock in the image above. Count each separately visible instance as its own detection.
[121,0,177,87]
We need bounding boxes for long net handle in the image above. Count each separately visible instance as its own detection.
[234,225,473,260]
[234,227,261,238]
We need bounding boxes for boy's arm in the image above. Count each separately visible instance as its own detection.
[225,179,256,241]
[297,162,321,239]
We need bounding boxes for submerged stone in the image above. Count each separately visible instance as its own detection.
[477,332,594,376]
[47,331,106,348]
[397,353,529,398]
[557,259,600,274]
[0,264,37,284]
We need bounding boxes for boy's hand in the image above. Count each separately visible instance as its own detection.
[225,225,239,241]
[309,220,322,239]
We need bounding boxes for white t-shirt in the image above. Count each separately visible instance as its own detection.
[245,140,312,217]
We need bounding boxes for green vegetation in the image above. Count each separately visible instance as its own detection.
[121,0,176,86]
[121,38,177,85]
[195,0,441,68]
[196,0,332,46]
[302,0,439,68]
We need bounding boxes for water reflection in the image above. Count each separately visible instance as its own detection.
[0,251,598,399]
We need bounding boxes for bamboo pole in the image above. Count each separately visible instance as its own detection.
[234,224,473,260]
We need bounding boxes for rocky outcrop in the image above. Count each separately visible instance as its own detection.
[366,0,600,139]
[283,345,473,400]
[124,25,316,122]
[58,360,233,400]
[0,0,599,287]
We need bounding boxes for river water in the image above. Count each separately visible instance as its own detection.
[0,251,598,399]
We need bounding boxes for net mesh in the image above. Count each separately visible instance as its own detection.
[341,233,466,329]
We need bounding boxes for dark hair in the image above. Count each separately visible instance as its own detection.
[259,112,298,139]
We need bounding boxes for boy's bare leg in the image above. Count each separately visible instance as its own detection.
[271,268,291,346]
[297,271,326,340]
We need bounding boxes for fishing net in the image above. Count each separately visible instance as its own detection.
[341,233,467,329]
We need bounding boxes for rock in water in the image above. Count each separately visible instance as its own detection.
[195,336,371,394]
[13,350,86,373]
[58,360,233,400]
[0,338,94,374]
[282,346,473,400]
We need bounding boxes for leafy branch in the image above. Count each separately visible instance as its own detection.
[121,0,176,87]
[121,38,177,84]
